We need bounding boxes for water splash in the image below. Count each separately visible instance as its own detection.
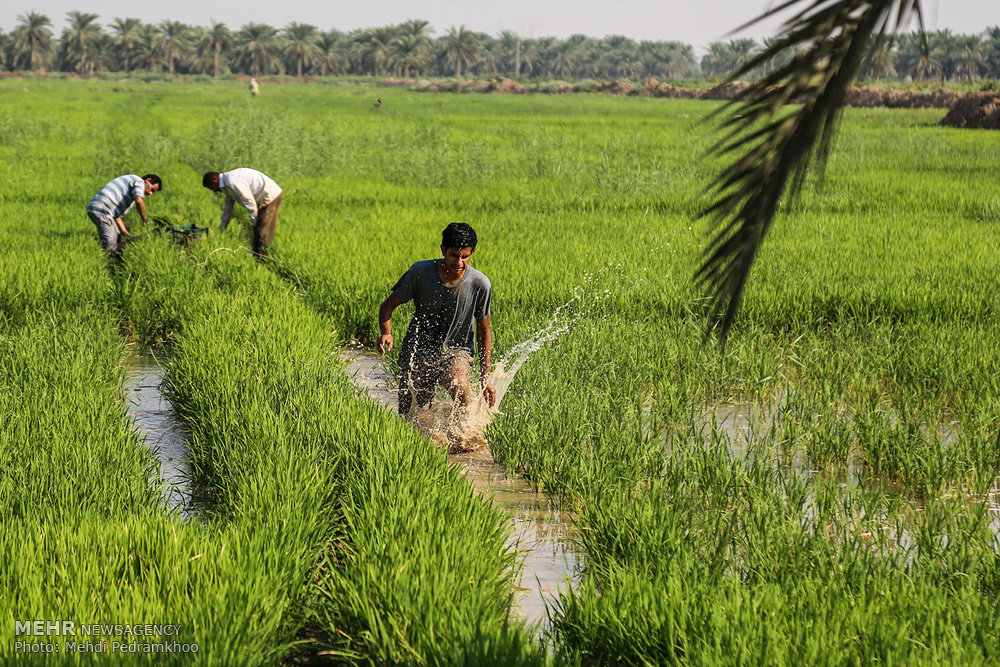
[340,328,583,630]
[408,297,576,452]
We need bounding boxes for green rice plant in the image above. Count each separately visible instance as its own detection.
[118,233,544,663]
[4,77,1000,663]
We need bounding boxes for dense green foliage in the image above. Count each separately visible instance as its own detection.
[2,78,999,663]
[5,8,1000,82]
[1,80,541,664]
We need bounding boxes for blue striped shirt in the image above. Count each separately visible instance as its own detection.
[87,175,145,219]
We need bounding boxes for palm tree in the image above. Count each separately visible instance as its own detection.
[351,26,395,75]
[395,18,433,75]
[157,21,190,75]
[317,30,349,76]
[11,11,54,72]
[401,19,432,40]
[861,37,898,80]
[198,21,231,77]
[283,22,320,77]
[134,23,163,72]
[665,43,698,79]
[701,38,759,79]
[982,27,1000,78]
[954,35,983,80]
[698,0,925,340]
[602,35,642,79]
[496,31,521,76]
[235,23,282,76]
[472,32,499,75]
[60,11,103,74]
[390,33,432,77]
[550,40,580,78]
[91,32,115,73]
[518,41,539,78]
[701,42,732,78]
[109,18,143,73]
[442,25,479,76]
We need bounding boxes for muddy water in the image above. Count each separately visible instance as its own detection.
[124,351,195,516]
[341,348,582,628]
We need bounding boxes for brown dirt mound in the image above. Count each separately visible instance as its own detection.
[488,77,529,94]
[844,86,963,109]
[939,92,1000,129]
[594,80,634,95]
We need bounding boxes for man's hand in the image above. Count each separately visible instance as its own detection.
[378,334,394,355]
[482,381,496,409]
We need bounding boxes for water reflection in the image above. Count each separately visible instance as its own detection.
[341,347,582,629]
[124,351,197,517]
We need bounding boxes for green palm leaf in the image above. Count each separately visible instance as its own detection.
[698,0,924,342]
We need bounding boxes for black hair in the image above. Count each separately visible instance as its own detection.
[442,222,477,250]
[202,171,221,188]
[142,174,162,190]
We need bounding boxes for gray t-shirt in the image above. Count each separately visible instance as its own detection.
[392,259,492,363]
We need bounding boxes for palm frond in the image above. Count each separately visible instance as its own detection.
[697,0,923,343]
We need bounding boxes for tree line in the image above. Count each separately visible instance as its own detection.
[700,29,1000,82]
[4,11,1000,81]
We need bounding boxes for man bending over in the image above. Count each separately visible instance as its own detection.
[202,168,282,257]
[378,223,497,419]
[87,174,162,257]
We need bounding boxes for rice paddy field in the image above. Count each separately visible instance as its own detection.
[3,77,1000,664]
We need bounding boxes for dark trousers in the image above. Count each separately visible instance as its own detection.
[253,193,282,256]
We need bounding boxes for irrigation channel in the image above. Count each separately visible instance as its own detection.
[122,342,582,628]
[340,348,582,629]
[124,350,199,516]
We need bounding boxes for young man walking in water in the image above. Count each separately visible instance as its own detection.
[378,223,497,421]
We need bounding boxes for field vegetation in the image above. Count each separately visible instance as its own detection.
[2,77,999,663]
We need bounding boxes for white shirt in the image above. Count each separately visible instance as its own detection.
[219,168,282,228]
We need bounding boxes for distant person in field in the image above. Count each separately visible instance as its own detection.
[378,223,496,418]
[249,77,259,97]
[86,174,162,257]
[202,169,282,257]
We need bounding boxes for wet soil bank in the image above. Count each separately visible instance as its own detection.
[341,348,582,629]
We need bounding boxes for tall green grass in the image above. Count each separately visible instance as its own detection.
[118,231,543,663]
[3,77,1000,662]
[2,80,543,664]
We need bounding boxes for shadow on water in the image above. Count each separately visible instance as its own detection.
[340,348,582,631]
[124,350,208,519]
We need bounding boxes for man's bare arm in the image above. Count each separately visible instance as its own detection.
[378,294,402,354]
[135,195,148,225]
[220,197,235,229]
[476,316,496,408]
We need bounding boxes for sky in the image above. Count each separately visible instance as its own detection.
[3,1,1000,56]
